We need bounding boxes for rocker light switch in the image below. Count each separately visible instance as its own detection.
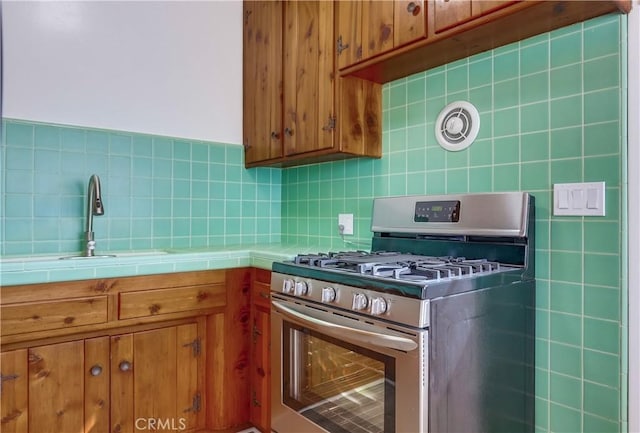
[553,182,605,216]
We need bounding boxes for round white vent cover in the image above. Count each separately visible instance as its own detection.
[435,101,480,151]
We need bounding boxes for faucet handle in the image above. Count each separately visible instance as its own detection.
[87,240,96,253]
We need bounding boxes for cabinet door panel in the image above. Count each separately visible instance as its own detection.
[133,327,177,425]
[283,1,335,156]
[336,1,363,69]
[434,0,471,33]
[249,307,270,432]
[243,1,284,164]
[0,350,28,433]
[85,337,110,433]
[471,1,514,17]
[363,1,395,59]
[394,0,427,46]
[111,334,134,433]
[28,341,84,433]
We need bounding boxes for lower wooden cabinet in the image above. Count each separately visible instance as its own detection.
[249,268,271,432]
[1,323,202,433]
[0,269,251,433]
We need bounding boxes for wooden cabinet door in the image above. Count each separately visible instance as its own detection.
[283,1,335,156]
[28,341,85,433]
[243,1,284,164]
[249,268,271,432]
[249,307,270,432]
[363,1,395,60]
[1,350,28,433]
[111,324,201,433]
[336,1,363,69]
[85,337,110,433]
[434,0,514,33]
[337,0,426,69]
[394,0,427,46]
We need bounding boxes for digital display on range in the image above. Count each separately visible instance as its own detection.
[414,200,460,222]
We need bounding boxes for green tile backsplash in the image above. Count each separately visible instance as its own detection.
[1,121,282,255]
[0,12,628,433]
[282,15,626,433]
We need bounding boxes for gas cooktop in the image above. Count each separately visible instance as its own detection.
[292,251,518,282]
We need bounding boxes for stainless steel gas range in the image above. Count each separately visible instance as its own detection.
[270,192,535,433]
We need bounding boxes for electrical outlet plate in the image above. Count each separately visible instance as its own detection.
[338,213,354,235]
[553,182,606,216]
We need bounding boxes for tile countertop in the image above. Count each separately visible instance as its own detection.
[0,244,325,286]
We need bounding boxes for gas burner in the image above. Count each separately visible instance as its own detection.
[291,251,511,284]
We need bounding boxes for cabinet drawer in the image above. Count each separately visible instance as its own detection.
[1,296,108,336]
[119,284,226,319]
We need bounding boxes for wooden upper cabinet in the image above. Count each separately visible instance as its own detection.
[243,1,283,165]
[341,0,631,83]
[395,0,428,46]
[283,1,335,157]
[434,0,514,33]
[243,0,382,168]
[337,0,427,70]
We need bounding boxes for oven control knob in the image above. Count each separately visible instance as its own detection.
[370,297,388,315]
[282,279,295,294]
[352,293,368,310]
[294,281,309,296]
[321,286,336,303]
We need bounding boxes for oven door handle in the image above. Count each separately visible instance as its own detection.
[271,300,418,352]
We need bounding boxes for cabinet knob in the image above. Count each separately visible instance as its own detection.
[119,360,132,372]
[271,131,280,140]
[407,1,421,15]
[89,365,103,376]
[284,127,294,137]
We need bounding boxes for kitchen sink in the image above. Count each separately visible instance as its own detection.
[1,250,170,263]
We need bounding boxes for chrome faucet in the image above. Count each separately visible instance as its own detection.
[84,174,104,257]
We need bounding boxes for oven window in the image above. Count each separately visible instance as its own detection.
[282,321,396,433]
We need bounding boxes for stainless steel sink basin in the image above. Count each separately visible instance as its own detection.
[59,254,117,260]
[58,250,169,260]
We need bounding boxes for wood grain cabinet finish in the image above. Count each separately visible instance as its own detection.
[0,269,252,433]
[340,0,631,83]
[249,268,271,433]
[110,324,201,433]
[118,285,226,319]
[337,0,427,70]
[1,297,107,336]
[243,1,382,168]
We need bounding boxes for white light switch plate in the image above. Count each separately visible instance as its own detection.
[338,213,354,235]
[553,182,605,216]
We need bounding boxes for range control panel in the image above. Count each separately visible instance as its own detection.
[271,272,430,329]
[414,200,460,222]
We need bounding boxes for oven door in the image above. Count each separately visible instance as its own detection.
[271,294,428,433]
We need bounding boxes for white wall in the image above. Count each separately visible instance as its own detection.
[1,0,242,144]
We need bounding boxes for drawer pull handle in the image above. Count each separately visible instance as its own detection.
[90,365,103,376]
[119,361,132,372]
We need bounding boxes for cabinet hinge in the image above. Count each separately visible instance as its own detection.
[322,116,337,132]
[337,35,349,55]
[252,390,261,407]
[184,392,202,413]
[0,373,19,394]
[252,323,263,343]
[183,338,201,357]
